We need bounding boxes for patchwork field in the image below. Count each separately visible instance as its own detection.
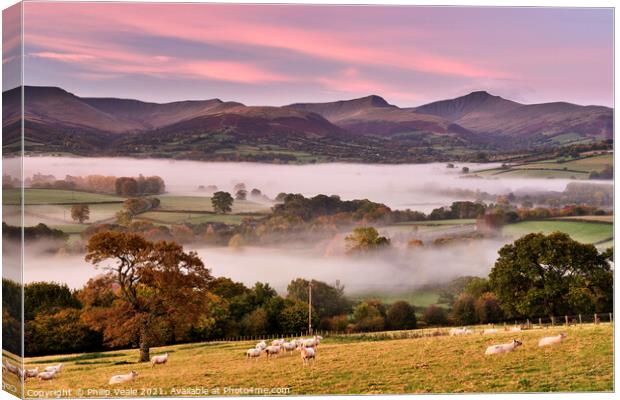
[3,188,124,205]
[475,153,612,180]
[11,324,612,396]
[502,220,613,245]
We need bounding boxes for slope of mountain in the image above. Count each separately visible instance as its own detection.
[414,91,613,140]
[286,95,473,138]
[2,86,613,162]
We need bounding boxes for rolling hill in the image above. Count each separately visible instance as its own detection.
[2,86,613,162]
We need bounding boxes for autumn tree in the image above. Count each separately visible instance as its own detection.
[386,301,417,330]
[84,232,213,362]
[345,227,390,253]
[211,191,234,214]
[71,204,90,224]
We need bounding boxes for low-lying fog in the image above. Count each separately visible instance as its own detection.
[18,238,511,292]
[12,156,594,293]
[23,156,579,212]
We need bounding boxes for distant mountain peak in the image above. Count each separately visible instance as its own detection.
[355,94,392,107]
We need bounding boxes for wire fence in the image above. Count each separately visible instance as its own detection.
[206,312,613,344]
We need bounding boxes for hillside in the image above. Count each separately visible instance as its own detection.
[414,91,612,144]
[13,324,613,395]
[2,86,613,162]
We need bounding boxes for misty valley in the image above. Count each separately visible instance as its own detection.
[3,155,613,297]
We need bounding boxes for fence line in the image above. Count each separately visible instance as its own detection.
[205,312,613,343]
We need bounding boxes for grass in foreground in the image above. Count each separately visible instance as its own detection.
[17,324,612,395]
[503,220,613,244]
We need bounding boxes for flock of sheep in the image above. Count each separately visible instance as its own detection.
[448,326,568,356]
[3,329,568,388]
[2,361,63,382]
[2,352,170,386]
[246,335,324,365]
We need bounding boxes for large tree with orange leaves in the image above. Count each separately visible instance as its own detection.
[83,231,213,362]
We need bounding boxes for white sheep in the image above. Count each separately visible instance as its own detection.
[538,333,567,347]
[24,367,39,378]
[485,339,523,355]
[271,339,285,346]
[108,371,138,385]
[508,326,522,332]
[151,353,169,367]
[300,346,316,365]
[300,336,321,348]
[281,342,297,353]
[4,360,19,375]
[482,328,498,335]
[449,327,473,336]
[246,348,261,359]
[44,363,64,374]
[256,341,267,350]
[264,345,281,359]
[37,370,57,381]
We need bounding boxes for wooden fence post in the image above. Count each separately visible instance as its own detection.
[538,317,542,327]
[609,313,613,323]
[565,315,568,326]
[579,314,582,325]
[551,316,555,326]
[594,313,599,324]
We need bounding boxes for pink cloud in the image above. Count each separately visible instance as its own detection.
[31,51,95,62]
[23,3,512,80]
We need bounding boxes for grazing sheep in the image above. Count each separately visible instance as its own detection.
[108,371,138,385]
[37,370,57,381]
[301,336,321,348]
[44,363,64,374]
[4,360,19,375]
[264,345,281,359]
[271,339,285,346]
[151,353,169,367]
[256,341,267,350]
[246,348,261,359]
[485,339,523,355]
[449,327,473,336]
[281,342,297,352]
[538,333,567,347]
[25,367,39,378]
[508,326,522,332]
[482,329,498,335]
[300,346,316,365]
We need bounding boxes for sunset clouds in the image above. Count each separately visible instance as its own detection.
[18,3,613,106]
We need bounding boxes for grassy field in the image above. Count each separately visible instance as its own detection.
[503,220,613,244]
[475,153,612,180]
[136,211,248,226]
[159,195,271,214]
[3,188,124,205]
[13,324,612,396]
[351,290,442,309]
[554,215,613,224]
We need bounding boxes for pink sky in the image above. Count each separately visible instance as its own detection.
[9,3,614,106]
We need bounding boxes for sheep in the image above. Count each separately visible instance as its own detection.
[256,341,267,350]
[449,327,473,336]
[485,339,523,355]
[37,370,57,381]
[246,348,261,360]
[4,360,19,375]
[24,367,39,378]
[281,342,297,353]
[271,339,285,346]
[482,328,498,335]
[151,353,169,367]
[507,326,522,332]
[300,346,316,365]
[538,333,567,347]
[264,345,281,359]
[44,363,64,374]
[300,336,321,348]
[108,371,138,385]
